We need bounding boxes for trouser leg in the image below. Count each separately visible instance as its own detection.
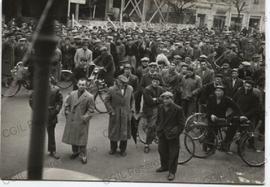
[168,138,180,174]
[110,141,118,152]
[47,123,56,153]
[204,126,218,150]
[187,99,196,117]
[158,135,169,169]
[182,99,188,117]
[134,90,142,113]
[72,145,79,154]
[79,145,87,157]
[146,110,158,145]
[223,123,238,146]
[119,140,127,153]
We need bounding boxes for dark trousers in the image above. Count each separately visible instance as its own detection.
[182,99,196,117]
[110,140,127,153]
[134,90,142,113]
[158,134,179,174]
[72,145,87,156]
[47,123,56,153]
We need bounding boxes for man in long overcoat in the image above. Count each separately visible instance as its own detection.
[62,78,95,164]
[104,75,134,156]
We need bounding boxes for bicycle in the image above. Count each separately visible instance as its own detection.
[56,68,74,89]
[184,112,208,139]
[185,116,265,167]
[2,62,32,97]
[137,114,195,165]
[86,64,108,113]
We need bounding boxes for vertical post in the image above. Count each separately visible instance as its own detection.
[27,1,58,180]
[120,0,125,25]
[142,0,147,22]
[227,3,232,28]
[67,0,70,19]
[75,3,79,21]
[72,14,75,27]
[93,5,96,19]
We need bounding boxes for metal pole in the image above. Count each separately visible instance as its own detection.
[27,0,58,180]
[120,0,125,25]
[93,5,96,19]
[67,0,71,19]
[75,3,79,21]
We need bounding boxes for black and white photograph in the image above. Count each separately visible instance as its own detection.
[0,0,267,186]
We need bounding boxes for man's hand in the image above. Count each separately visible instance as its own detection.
[211,114,217,122]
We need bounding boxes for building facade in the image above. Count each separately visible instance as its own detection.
[103,0,265,31]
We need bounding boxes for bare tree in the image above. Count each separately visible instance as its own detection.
[165,0,196,23]
[231,0,248,31]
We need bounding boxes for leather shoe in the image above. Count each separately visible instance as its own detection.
[70,153,79,159]
[144,146,150,153]
[156,167,168,173]
[81,156,87,164]
[120,152,127,157]
[49,152,60,159]
[109,150,116,155]
[167,173,175,181]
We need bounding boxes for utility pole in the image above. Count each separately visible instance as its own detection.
[75,3,79,20]
[120,0,125,25]
[27,0,58,180]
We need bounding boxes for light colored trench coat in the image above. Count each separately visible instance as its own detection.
[62,90,95,146]
[104,85,134,141]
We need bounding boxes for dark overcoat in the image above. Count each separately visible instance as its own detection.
[156,103,185,140]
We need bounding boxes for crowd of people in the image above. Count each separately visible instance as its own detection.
[2,18,265,181]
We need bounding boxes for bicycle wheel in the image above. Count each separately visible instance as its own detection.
[94,89,108,113]
[238,132,265,167]
[185,113,208,130]
[137,116,147,144]
[178,132,195,165]
[57,70,73,89]
[2,79,21,97]
[185,122,208,140]
[186,125,217,158]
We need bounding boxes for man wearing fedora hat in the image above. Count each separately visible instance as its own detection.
[156,91,185,181]
[104,75,135,156]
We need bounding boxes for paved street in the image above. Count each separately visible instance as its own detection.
[1,87,264,184]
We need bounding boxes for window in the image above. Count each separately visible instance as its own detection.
[254,0,259,4]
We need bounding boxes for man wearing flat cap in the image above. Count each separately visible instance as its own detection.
[225,69,243,98]
[104,75,135,156]
[238,61,253,80]
[199,73,228,113]
[142,74,165,153]
[232,79,261,147]
[156,91,185,181]
[205,85,242,152]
